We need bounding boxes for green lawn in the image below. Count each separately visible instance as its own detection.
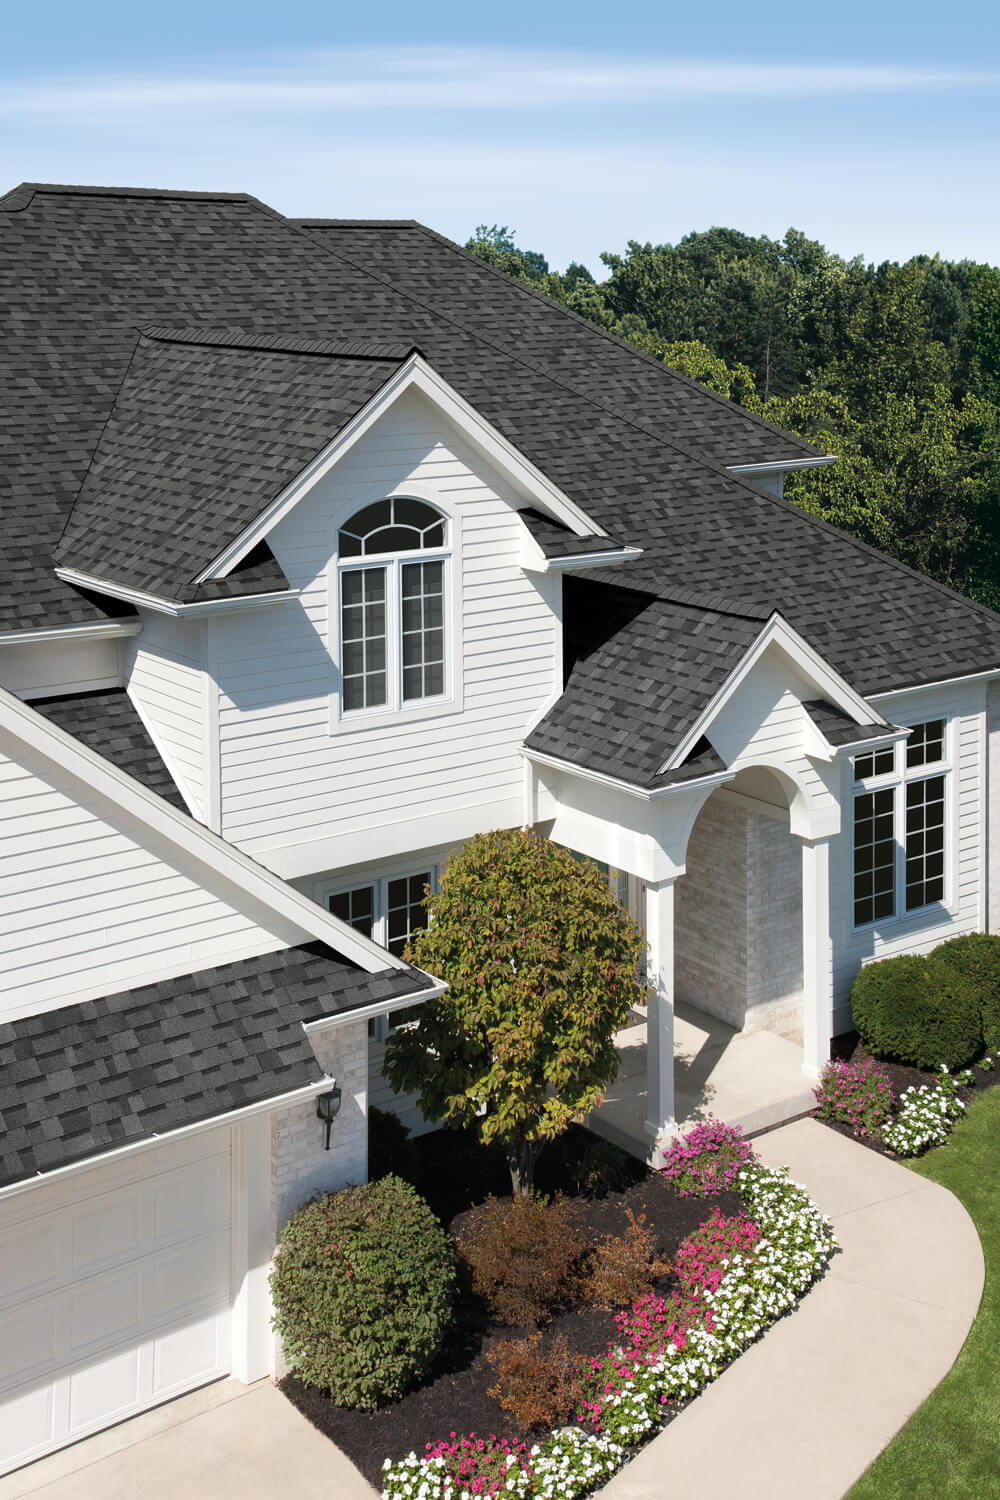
[848,1086,1000,1499]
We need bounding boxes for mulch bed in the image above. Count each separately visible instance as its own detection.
[280,1125,739,1488]
[817,1031,1000,1159]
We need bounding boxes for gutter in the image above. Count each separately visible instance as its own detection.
[0,620,142,647]
[0,1076,335,1204]
[54,568,293,619]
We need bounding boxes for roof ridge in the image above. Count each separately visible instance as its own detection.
[349,218,825,462]
[289,217,422,227]
[1,180,261,211]
[139,325,415,360]
[292,221,1000,648]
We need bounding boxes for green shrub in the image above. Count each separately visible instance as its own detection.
[269,1175,454,1408]
[850,951,983,1069]
[934,933,1000,1052]
[455,1193,582,1325]
[368,1106,419,1184]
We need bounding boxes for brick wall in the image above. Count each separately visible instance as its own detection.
[271,1019,369,1233]
[674,795,803,1040]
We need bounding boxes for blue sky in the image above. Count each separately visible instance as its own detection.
[2,0,999,273]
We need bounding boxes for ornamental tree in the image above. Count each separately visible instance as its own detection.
[383,827,646,1194]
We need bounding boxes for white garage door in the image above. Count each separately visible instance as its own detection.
[0,1126,233,1476]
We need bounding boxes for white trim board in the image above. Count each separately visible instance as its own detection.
[53,569,294,619]
[0,620,143,647]
[0,681,433,982]
[659,612,890,775]
[727,456,837,476]
[198,353,607,583]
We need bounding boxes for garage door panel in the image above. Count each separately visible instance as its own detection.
[68,1347,141,1434]
[153,1230,229,1321]
[0,1302,59,1390]
[152,1309,230,1397]
[152,1155,230,1245]
[0,1126,234,1476]
[0,1222,65,1310]
[69,1269,143,1355]
[72,1192,143,1275]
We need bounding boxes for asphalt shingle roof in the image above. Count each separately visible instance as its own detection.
[803,699,902,749]
[526,578,765,786]
[518,509,630,560]
[0,941,425,1188]
[4,182,1000,700]
[54,330,406,601]
[30,688,186,807]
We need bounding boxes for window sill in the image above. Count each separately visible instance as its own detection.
[329,694,462,735]
[851,899,955,940]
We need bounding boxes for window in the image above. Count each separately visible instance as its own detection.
[852,719,948,928]
[338,498,448,715]
[326,868,435,1037]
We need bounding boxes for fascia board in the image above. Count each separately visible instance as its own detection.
[54,568,292,619]
[197,353,606,583]
[303,979,448,1032]
[522,545,645,575]
[659,613,889,774]
[0,1076,335,1204]
[0,683,413,976]
[521,745,734,802]
[727,456,837,475]
[0,621,143,647]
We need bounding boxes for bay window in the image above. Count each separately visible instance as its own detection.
[852,719,948,929]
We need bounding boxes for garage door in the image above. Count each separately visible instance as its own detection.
[0,1126,233,1476]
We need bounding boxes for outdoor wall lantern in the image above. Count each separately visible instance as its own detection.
[316,1083,342,1150]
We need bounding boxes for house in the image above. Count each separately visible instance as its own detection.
[2,179,1000,1474]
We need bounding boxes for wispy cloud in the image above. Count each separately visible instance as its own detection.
[2,46,998,120]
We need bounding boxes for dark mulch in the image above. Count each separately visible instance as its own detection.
[280,1125,739,1487]
[818,1031,1000,1158]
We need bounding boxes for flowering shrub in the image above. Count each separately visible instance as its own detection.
[380,1428,624,1498]
[660,1118,757,1196]
[882,1066,971,1156]
[380,1155,837,1498]
[812,1056,896,1137]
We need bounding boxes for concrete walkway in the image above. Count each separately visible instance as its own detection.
[2,1119,982,1500]
[600,1117,985,1500]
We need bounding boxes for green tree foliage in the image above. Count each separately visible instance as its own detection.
[464,222,1000,609]
[383,828,646,1194]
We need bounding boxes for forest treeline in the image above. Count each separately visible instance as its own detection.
[465,225,1000,609]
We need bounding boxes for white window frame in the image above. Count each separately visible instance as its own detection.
[851,717,952,932]
[338,547,451,719]
[328,489,464,732]
[322,865,438,1040]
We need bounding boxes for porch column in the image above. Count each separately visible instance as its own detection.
[644,875,676,1138]
[801,835,834,1077]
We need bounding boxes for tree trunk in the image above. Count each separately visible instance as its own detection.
[507,1138,543,1196]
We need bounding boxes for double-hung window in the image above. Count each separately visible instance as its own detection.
[338,498,448,715]
[852,719,948,929]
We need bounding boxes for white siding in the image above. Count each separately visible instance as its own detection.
[125,614,206,820]
[213,388,560,875]
[0,638,122,700]
[829,682,987,1035]
[0,733,302,1025]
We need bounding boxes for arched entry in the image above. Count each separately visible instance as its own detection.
[674,767,804,1044]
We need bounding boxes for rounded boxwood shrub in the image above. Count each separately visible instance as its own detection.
[850,951,983,1069]
[933,932,1000,1052]
[270,1174,454,1408]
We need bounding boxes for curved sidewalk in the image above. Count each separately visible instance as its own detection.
[601,1116,985,1500]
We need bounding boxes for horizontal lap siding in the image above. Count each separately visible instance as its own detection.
[829,683,987,1035]
[126,615,206,819]
[0,638,122,700]
[215,391,559,867]
[0,738,295,1025]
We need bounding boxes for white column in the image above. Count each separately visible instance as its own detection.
[230,1113,275,1384]
[801,835,834,1077]
[644,876,676,1139]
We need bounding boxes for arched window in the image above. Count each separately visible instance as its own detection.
[337,497,449,714]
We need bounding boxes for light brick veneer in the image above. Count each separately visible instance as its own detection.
[271,1018,369,1234]
[675,796,803,1041]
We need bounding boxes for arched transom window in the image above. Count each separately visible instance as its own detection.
[337,497,449,714]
